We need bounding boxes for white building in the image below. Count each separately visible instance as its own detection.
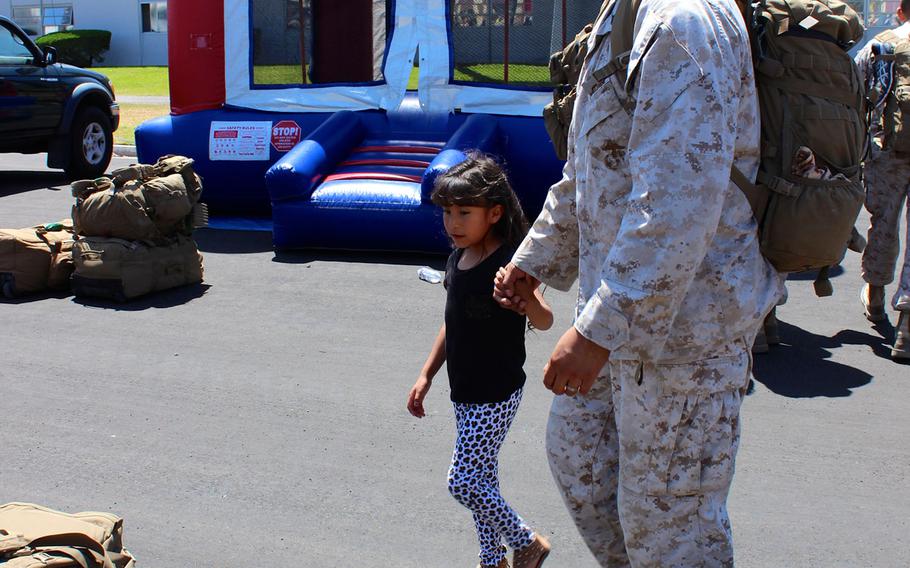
[0,0,168,66]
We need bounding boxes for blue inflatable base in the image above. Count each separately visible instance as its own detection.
[136,94,564,254]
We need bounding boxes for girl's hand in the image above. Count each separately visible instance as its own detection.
[494,263,538,313]
[407,376,432,418]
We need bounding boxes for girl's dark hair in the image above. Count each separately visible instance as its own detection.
[430,152,530,248]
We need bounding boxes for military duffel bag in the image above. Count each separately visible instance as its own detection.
[71,235,204,302]
[0,501,134,568]
[0,221,74,298]
[72,154,205,241]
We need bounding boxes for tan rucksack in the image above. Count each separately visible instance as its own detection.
[869,28,910,153]
[72,155,206,242]
[0,221,75,298]
[549,0,867,295]
[542,20,600,160]
[71,235,204,302]
[0,502,134,568]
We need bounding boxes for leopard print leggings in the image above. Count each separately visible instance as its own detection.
[449,388,535,566]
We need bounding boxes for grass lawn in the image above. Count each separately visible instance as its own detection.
[102,62,547,146]
[93,66,169,97]
[252,64,548,89]
[453,63,550,86]
[114,103,170,146]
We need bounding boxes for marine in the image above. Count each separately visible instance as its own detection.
[495,0,784,565]
[855,0,910,361]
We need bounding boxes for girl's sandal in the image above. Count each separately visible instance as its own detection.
[477,558,510,568]
[512,534,550,568]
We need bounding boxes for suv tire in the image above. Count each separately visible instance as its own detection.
[65,106,113,180]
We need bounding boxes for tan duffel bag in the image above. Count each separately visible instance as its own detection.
[0,221,75,298]
[72,235,204,302]
[0,502,134,568]
[72,154,205,241]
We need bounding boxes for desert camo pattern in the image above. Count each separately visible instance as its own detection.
[856,23,910,313]
[861,147,910,312]
[512,0,783,364]
[512,0,782,565]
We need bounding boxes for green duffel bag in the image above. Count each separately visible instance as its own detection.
[0,221,74,298]
[71,235,204,302]
[0,502,134,568]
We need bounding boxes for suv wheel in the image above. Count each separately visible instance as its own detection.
[65,106,113,180]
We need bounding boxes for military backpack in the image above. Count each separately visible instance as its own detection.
[0,502,135,568]
[868,28,910,153]
[546,0,867,295]
[72,155,207,242]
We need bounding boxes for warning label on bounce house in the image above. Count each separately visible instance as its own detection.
[271,120,301,152]
[209,121,271,161]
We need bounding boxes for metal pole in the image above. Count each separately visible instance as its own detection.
[562,0,567,47]
[503,0,510,82]
[299,0,307,84]
[39,0,45,35]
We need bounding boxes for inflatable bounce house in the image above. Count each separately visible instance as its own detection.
[136,0,601,253]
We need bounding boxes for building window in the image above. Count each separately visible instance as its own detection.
[11,4,73,36]
[141,2,168,33]
[42,5,73,34]
[11,6,41,36]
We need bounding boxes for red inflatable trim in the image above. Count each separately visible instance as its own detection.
[169,0,226,114]
[324,173,423,183]
[339,159,431,168]
[352,146,442,155]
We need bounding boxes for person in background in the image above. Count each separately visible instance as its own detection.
[856,0,910,361]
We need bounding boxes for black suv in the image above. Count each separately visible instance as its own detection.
[0,16,119,179]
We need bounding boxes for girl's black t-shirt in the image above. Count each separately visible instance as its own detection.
[444,245,527,404]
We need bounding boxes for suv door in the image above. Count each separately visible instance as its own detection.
[0,20,62,139]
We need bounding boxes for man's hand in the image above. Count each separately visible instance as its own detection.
[494,263,539,313]
[543,327,611,396]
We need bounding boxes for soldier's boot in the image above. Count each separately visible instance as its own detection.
[892,312,910,362]
[764,307,780,346]
[477,558,510,568]
[512,534,550,568]
[860,284,887,322]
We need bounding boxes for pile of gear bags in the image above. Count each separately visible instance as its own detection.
[0,155,206,301]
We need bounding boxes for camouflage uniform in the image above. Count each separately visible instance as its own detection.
[855,22,910,313]
[512,0,783,565]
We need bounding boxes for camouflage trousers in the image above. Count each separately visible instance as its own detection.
[862,149,910,312]
[546,344,752,567]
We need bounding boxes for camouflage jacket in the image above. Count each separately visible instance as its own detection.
[513,0,783,363]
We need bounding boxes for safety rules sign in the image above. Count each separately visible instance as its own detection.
[271,120,301,152]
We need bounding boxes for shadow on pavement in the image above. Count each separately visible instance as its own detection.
[273,248,447,269]
[0,289,72,304]
[0,171,69,197]
[71,283,210,311]
[753,320,875,398]
[194,228,275,254]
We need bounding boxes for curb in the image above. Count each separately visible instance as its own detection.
[113,144,137,157]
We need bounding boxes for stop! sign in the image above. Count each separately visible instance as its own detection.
[271,120,302,152]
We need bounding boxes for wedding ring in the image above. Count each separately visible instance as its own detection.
[564,386,578,396]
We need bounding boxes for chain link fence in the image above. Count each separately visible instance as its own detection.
[450,0,601,87]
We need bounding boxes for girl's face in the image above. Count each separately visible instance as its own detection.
[442,204,503,249]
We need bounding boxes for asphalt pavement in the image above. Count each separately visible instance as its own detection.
[1,153,907,567]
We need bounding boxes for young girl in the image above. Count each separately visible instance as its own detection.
[407,154,553,568]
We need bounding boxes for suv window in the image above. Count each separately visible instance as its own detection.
[0,25,35,65]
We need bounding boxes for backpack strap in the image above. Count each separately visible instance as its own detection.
[587,0,640,85]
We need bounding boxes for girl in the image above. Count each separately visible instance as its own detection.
[407,154,553,568]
